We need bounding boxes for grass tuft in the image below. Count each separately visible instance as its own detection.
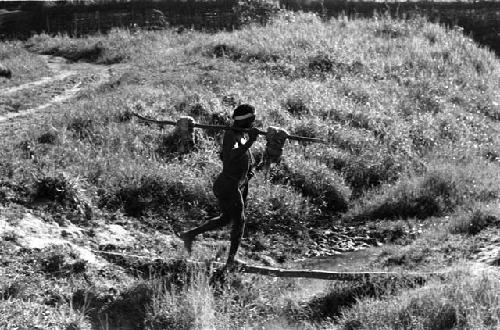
[34,173,79,206]
[283,96,310,117]
[271,155,351,213]
[346,162,500,222]
[211,44,243,60]
[449,203,500,235]
[67,117,96,140]
[100,283,154,330]
[303,276,423,322]
[32,172,93,220]
[338,269,500,330]
[99,172,215,219]
[37,131,58,144]
[26,33,126,64]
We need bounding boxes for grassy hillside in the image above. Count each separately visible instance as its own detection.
[1,11,500,329]
[0,40,51,88]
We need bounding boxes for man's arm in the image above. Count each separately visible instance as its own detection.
[223,130,258,162]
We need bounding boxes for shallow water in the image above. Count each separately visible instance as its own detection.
[300,247,385,272]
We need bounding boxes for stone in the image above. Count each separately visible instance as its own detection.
[0,63,11,79]
[94,224,136,250]
[1,213,104,265]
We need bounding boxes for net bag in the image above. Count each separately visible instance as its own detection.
[264,126,289,165]
[176,116,195,153]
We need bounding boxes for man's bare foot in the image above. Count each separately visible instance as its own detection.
[179,232,194,255]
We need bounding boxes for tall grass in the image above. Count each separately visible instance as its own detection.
[337,267,500,330]
[2,10,498,239]
[345,161,500,222]
[2,10,500,329]
[0,41,51,88]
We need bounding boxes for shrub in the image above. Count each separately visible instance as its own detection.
[338,269,500,330]
[37,40,103,62]
[0,181,29,205]
[327,127,378,155]
[341,152,411,194]
[100,284,154,330]
[345,162,500,222]
[308,54,334,73]
[33,172,92,219]
[59,42,104,62]
[449,204,500,235]
[33,174,74,205]
[67,117,95,140]
[1,279,26,300]
[146,293,196,330]
[245,176,317,236]
[211,44,243,60]
[26,34,125,64]
[283,96,310,117]
[303,276,421,322]
[365,220,415,245]
[155,130,206,158]
[271,155,351,213]
[209,43,279,63]
[328,110,384,135]
[116,109,133,123]
[312,142,414,194]
[99,172,215,219]
[37,131,58,144]
[307,56,366,79]
[73,283,154,330]
[292,120,323,139]
[38,246,87,276]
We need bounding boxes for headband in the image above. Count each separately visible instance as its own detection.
[233,113,255,121]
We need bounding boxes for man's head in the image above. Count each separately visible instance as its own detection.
[232,104,255,129]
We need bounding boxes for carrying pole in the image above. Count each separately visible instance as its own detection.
[132,112,326,144]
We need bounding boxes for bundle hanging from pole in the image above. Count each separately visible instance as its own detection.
[264,126,289,165]
[176,116,196,154]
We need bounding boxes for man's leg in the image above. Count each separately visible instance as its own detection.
[180,213,231,254]
[226,194,245,265]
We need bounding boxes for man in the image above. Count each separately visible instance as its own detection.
[180,104,260,266]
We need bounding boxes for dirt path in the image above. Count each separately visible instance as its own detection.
[0,55,114,123]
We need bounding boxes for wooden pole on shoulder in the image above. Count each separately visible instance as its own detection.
[132,112,327,144]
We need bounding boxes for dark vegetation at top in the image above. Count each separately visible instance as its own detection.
[1,0,500,56]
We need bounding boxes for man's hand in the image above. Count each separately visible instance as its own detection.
[248,127,260,142]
